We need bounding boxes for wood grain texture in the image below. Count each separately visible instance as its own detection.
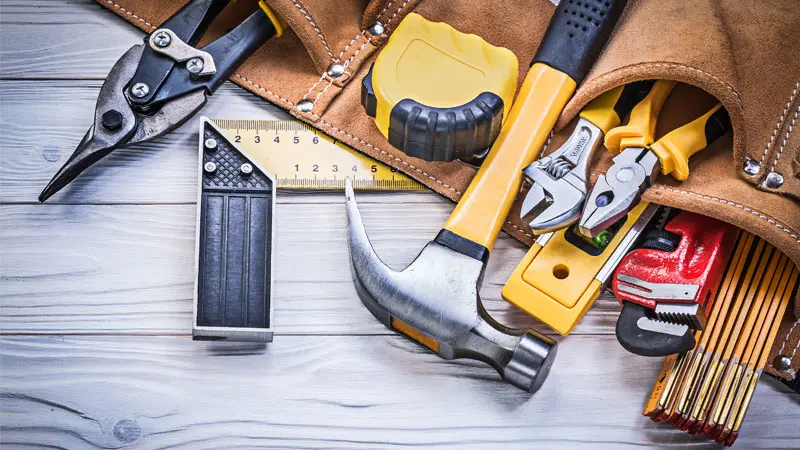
[2,336,798,449]
[0,1,797,448]
[0,202,626,336]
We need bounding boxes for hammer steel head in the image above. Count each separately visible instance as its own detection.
[345,179,557,392]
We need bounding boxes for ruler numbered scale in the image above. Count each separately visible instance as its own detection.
[213,119,424,191]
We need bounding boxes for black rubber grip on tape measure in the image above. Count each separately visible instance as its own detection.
[388,93,504,162]
[361,64,504,162]
[533,0,628,85]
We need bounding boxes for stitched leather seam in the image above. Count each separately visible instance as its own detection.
[381,0,414,29]
[652,185,800,242]
[233,73,295,107]
[316,118,463,194]
[338,30,367,61]
[771,101,800,173]
[343,36,372,76]
[506,221,534,239]
[378,0,398,18]
[291,0,335,60]
[105,1,156,29]
[778,319,800,366]
[589,62,743,106]
[301,0,410,109]
[761,81,799,168]
[302,73,328,101]
[312,78,335,105]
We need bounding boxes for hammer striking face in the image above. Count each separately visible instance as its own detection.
[346,179,556,392]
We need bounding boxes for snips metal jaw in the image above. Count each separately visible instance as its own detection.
[39,0,283,202]
[38,45,208,202]
[520,118,604,234]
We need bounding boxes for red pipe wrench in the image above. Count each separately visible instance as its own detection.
[613,211,738,356]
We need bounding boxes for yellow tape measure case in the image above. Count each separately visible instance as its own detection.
[361,13,518,162]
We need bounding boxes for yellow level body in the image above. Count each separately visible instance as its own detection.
[502,201,651,335]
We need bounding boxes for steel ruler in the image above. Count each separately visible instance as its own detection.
[212,119,424,191]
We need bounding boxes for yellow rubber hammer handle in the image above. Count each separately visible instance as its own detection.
[650,103,731,181]
[604,80,677,154]
[443,64,576,250]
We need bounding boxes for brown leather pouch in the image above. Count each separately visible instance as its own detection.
[99,0,800,383]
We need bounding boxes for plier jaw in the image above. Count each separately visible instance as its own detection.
[579,146,660,237]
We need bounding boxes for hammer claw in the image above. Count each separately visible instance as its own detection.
[345,178,557,393]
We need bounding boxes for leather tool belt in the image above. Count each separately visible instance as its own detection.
[98,0,800,384]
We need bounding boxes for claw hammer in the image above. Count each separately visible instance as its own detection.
[346,0,628,392]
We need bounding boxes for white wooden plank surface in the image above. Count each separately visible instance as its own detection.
[2,336,798,450]
[0,202,625,336]
[0,1,797,449]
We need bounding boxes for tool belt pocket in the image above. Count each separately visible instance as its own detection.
[549,0,800,276]
[551,0,800,383]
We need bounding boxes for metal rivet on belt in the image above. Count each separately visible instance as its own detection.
[764,171,784,189]
[742,157,760,176]
[240,163,253,176]
[296,99,314,113]
[203,161,217,174]
[369,22,385,36]
[326,63,345,78]
[774,354,792,371]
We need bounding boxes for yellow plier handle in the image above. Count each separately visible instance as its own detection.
[579,82,652,134]
[651,103,731,180]
[604,80,677,154]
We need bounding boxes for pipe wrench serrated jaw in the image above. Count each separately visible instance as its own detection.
[520,118,603,233]
[345,179,557,393]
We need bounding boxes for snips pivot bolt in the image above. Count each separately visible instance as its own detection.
[186,57,205,74]
[743,157,761,176]
[764,171,784,189]
[296,99,314,113]
[130,82,150,98]
[101,110,124,131]
[204,161,217,174]
[153,31,172,48]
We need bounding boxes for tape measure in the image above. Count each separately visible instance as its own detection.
[212,119,424,191]
[361,13,518,162]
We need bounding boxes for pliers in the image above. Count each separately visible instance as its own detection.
[520,81,655,233]
[39,0,286,202]
[579,80,732,237]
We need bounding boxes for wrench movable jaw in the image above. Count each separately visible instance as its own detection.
[520,118,603,233]
[345,179,557,392]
